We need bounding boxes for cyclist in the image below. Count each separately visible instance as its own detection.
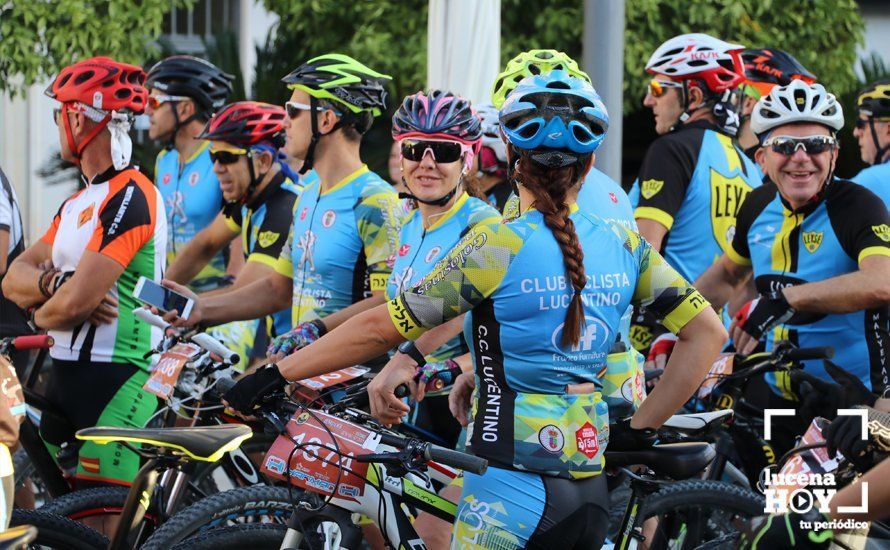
[145,55,234,292]
[852,79,890,206]
[695,80,890,453]
[222,71,727,548]
[163,101,300,345]
[470,103,513,211]
[2,57,165,486]
[737,48,816,160]
[158,54,402,367]
[0,166,31,373]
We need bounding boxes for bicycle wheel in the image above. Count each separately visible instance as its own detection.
[170,524,289,550]
[140,485,299,550]
[9,508,108,550]
[639,480,765,550]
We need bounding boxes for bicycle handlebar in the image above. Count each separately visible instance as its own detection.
[10,334,54,351]
[374,432,487,474]
[133,308,240,365]
[784,346,834,361]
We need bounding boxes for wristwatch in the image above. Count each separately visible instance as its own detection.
[397,341,426,366]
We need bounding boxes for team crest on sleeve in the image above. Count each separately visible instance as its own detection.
[258,231,280,248]
[640,179,664,200]
[872,224,890,242]
[802,231,823,253]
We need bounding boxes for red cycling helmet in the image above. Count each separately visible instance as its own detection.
[45,57,147,165]
[197,101,287,148]
[45,56,147,113]
[646,33,746,94]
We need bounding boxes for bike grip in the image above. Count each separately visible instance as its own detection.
[394,384,410,398]
[216,377,237,395]
[133,307,170,329]
[192,333,240,366]
[424,445,488,475]
[786,346,835,361]
[11,334,54,350]
[378,432,408,449]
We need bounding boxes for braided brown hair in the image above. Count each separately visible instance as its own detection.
[516,154,590,347]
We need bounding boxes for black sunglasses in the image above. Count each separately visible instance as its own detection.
[209,149,249,165]
[400,140,464,163]
[762,135,836,156]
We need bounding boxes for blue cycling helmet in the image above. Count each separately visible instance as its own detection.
[499,70,609,167]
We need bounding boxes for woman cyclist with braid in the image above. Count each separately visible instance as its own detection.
[223,71,726,548]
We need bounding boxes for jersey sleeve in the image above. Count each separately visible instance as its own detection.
[355,186,403,293]
[633,136,697,230]
[387,221,523,340]
[624,227,710,334]
[0,185,12,232]
[246,196,296,269]
[828,182,890,264]
[221,202,243,233]
[273,224,295,278]
[86,178,157,267]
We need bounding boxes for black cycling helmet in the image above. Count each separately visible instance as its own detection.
[741,48,816,98]
[856,79,890,164]
[146,55,234,115]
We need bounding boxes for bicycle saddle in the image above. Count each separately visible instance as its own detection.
[0,524,37,550]
[76,424,252,462]
[661,410,733,432]
[605,442,715,480]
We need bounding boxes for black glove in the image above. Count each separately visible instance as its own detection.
[738,510,832,549]
[607,417,657,452]
[826,406,890,467]
[223,364,287,415]
[734,290,794,342]
[790,360,877,422]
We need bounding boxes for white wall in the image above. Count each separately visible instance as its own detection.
[858,5,890,79]
[240,0,279,98]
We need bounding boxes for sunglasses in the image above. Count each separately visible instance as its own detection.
[284,101,339,119]
[400,139,465,163]
[762,135,837,156]
[209,147,250,165]
[148,94,190,110]
[647,79,684,98]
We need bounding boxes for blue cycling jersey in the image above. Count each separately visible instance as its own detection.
[852,161,890,207]
[155,143,226,290]
[728,179,890,398]
[275,166,403,325]
[386,192,500,362]
[223,172,301,335]
[629,121,763,282]
[388,205,707,478]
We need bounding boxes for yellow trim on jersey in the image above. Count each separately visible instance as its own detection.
[322,165,370,195]
[770,210,803,272]
[634,206,675,230]
[859,245,890,265]
[661,290,710,334]
[715,133,742,173]
[274,253,295,278]
[425,192,469,232]
[724,244,752,266]
[186,141,211,165]
[370,273,389,292]
[224,215,241,233]
[246,253,280,270]
[388,297,425,340]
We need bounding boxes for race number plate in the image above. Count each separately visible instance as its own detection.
[772,418,838,498]
[143,343,201,399]
[261,410,380,502]
[295,366,369,391]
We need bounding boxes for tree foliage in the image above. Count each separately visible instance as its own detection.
[0,0,191,96]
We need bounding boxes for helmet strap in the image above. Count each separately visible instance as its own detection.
[166,102,199,151]
[299,96,322,175]
[399,178,461,207]
[63,103,112,168]
[867,118,890,166]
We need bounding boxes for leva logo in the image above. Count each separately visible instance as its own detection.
[802,231,823,253]
[871,224,890,242]
[640,179,663,200]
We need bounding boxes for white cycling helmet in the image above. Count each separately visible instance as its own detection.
[476,102,507,165]
[646,33,745,93]
[750,80,844,138]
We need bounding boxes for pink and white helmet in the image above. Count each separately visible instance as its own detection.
[646,33,746,94]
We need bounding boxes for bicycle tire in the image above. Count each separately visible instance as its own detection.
[140,485,299,550]
[640,479,765,550]
[9,508,108,550]
[170,523,289,550]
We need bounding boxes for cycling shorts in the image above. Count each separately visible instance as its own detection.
[42,360,157,486]
[452,466,609,549]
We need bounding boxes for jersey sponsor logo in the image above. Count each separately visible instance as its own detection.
[802,231,823,253]
[257,230,280,248]
[188,172,199,186]
[300,207,308,221]
[575,422,599,459]
[296,230,317,272]
[872,224,890,242]
[551,316,611,354]
[389,298,416,334]
[609,192,618,204]
[538,425,565,453]
[640,179,664,200]
[80,456,101,474]
[107,186,135,236]
[77,204,95,228]
[710,170,753,254]
[425,246,442,263]
[162,173,171,185]
[322,210,336,228]
[398,244,411,257]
